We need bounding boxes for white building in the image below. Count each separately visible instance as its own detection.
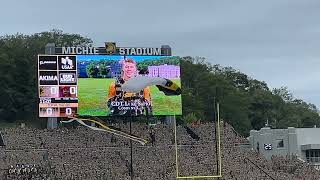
[249,127,320,168]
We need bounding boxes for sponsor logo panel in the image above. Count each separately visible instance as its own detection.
[38,56,57,70]
[59,71,77,85]
[58,56,76,70]
[39,71,58,85]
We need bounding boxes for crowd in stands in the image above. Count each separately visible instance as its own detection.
[5,164,47,180]
[0,121,320,179]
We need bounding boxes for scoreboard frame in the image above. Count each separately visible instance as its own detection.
[39,42,172,118]
[38,55,78,117]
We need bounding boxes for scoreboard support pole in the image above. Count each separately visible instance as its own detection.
[165,115,174,124]
[130,116,134,180]
[45,43,58,129]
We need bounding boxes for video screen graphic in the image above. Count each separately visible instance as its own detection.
[39,86,59,98]
[59,86,77,98]
[39,107,59,117]
[59,107,77,117]
[77,55,182,116]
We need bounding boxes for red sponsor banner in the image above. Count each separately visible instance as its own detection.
[39,103,78,108]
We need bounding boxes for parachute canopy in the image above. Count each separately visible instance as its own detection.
[121,76,181,96]
[61,118,148,145]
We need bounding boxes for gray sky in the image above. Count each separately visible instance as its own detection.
[1,0,320,107]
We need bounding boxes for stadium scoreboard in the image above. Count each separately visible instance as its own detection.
[38,42,175,117]
[38,55,78,117]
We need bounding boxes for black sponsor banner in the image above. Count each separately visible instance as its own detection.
[59,71,77,85]
[38,56,57,70]
[53,97,78,103]
[39,98,78,103]
[58,56,76,70]
[39,71,58,85]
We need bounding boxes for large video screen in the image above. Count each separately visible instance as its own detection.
[77,55,182,116]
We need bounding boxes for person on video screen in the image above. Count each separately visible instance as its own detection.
[107,58,152,116]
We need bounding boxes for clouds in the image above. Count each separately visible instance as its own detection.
[1,0,320,106]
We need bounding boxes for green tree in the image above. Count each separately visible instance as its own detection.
[86,62,99,78]
[272,87,293,102]
[180,56,320,135]
[0,30,92,123]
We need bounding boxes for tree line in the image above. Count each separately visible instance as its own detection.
[181,57,320,135]
[0,30,319,135]
[82,56,180,78]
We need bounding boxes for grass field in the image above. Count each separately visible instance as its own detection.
[78,78,182,116]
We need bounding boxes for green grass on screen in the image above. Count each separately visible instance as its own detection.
[78,78,182,116]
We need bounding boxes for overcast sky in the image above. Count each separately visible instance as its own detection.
[1,0,320,107]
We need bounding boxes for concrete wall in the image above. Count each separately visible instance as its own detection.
[249,127,320,162]
[296,128,320,160]
[249,127,298,160]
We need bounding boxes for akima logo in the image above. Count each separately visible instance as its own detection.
[61,57,74,70]
[60,73,76,83]
[39,76,58,81]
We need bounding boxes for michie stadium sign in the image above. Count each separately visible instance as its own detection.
[38,42,181,118]
[54,42,172,56]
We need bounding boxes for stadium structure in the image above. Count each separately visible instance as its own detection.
[249,126,320,170]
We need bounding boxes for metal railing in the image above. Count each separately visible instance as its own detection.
[306,157,320,163]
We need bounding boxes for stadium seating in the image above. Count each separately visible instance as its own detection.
[0,122,319,179]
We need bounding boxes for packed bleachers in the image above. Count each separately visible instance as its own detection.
[0,121,319,180]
